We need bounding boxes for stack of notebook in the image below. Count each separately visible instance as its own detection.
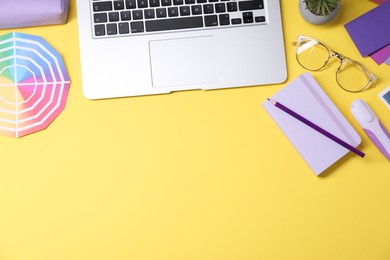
[345,0,390,66]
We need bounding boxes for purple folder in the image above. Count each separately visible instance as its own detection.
[263,73,361,175]
[370,44,390,64]
[0,0,69,29]
[345,1,390,57]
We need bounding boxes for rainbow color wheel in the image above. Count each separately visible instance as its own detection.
[0,32,70,138]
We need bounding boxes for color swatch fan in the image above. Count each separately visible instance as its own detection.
[0,32,70,138]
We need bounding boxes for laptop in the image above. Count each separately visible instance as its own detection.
[76,0,287,99]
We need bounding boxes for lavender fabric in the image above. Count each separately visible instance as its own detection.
[0,0,69,29]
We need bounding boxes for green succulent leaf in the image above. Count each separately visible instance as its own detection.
[304,0,339,16]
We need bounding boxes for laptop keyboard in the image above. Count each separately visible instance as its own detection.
[91,0,267,37]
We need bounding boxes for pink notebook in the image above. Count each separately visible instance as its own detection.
[262,73,362,175]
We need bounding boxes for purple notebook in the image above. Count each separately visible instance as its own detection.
[370,44,390,64]
[344,1,390,57]
[0,0,68,29]
[263,73,361,175]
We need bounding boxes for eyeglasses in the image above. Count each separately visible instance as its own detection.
[292,35,377,93]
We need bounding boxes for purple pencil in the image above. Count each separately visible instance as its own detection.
[267,98,365,158]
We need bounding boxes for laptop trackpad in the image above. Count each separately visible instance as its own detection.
[149,36,217,88]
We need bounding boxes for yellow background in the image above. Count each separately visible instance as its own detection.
[1,0,389,259]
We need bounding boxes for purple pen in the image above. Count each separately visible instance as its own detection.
[268,98,365,158]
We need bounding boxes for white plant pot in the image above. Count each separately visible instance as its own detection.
[299,0,341,25]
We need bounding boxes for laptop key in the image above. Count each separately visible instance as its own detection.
[107,23,118,35]
[109,12,120,22]
[150,0,160,7]
[168,7,179,17]
[94,24,106,36]
[93,1,113,12]
[219,13,229,25]
[162,0,172,6]
[114,0,125,10]
[203,4,214,14]
[145,16,203,32]
[119,22,130,33]
[227,2,237,12]
[94,13,108,23]
[132,10,144,19]
[144,9,155,19]
[243,11,253,23]
[156,8,167,17]
[191,5,202,15]
[126,0,136,9]
[138,0,149,8]
[215,3,226,13]
[121,11,132,20]
[204,15,218,26]
[180,6,191,16]
[130,21,144,32]
[239,0,263,11]
[255,16,265,22]
[231,18,241,24]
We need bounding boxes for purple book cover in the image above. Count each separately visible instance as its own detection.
[345,1,390,57]
[0,0,68,29]
[370,44,390,64]
[262,73,361,175]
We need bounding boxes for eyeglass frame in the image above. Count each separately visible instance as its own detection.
[292,35,377,93]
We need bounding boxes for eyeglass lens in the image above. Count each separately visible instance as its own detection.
[336,60,371,92]
[296,39,329,70]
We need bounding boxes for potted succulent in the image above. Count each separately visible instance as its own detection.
[299,0,341,25]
